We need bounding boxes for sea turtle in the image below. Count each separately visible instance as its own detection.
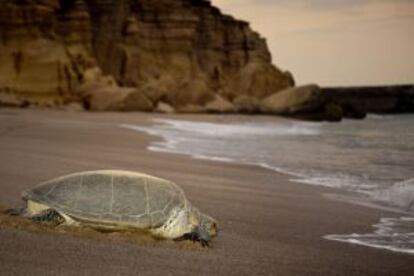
[8,170,217,246]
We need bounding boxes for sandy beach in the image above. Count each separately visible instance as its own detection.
[0,108,412,275]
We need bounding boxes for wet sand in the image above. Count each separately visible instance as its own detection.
[0,108,412,275]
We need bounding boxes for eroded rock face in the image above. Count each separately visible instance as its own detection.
[0,0,94,106]
[0,0,293,111]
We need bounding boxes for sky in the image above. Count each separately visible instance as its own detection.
[213,0,414,86]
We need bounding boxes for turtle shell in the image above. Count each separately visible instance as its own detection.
[23,170,188,229]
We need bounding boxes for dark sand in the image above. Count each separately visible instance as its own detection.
[0,108,412,275]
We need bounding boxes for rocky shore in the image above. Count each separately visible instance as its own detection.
[323,84,414,118]
[1,0,413,122]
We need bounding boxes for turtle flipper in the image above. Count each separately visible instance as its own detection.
[174,226,211,247]
[31,209,65,226]
[3,207,26,216]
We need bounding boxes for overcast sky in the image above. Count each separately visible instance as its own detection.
[213,0,414,86]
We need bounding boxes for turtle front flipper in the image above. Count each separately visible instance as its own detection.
[174,226,210,247]
[31,209,65,226]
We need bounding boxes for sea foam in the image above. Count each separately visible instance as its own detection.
[372,179,414,212]
[121,116,414,254]
[325,217,414,254]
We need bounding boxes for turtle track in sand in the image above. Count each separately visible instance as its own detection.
[0,205,205,251]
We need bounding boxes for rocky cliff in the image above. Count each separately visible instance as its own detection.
[0,0,293,111]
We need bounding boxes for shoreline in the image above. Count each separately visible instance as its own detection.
[122,115,414,255]
[0,108,413,275]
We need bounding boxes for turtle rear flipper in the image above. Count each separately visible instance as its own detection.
[31,209,65,226]
[3,207,26,216]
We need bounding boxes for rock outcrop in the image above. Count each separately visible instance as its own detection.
[0,0,293,111]
[205,95,235,113]
[81,83,154,111]
[261,84,323,114]
[260,84,343,121]
[323,85,414,118]
[233,95,260,114]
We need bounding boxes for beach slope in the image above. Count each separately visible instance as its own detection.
[0,109,412,275]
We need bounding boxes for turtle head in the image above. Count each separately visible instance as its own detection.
[188,207,217,238]
[179,207,217,246]
[199,213,218,238]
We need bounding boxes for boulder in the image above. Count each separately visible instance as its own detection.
[176,104,207,114]
[135,75,176,104]
[155,102,175,114]
[233,95,261,114]
[120,90,154,112]
[168,78,215,108]
[0,92,29,108]
[81,83,153,112]
[58,102,85,112]
[260,84,326,115]
[205,95,235,113]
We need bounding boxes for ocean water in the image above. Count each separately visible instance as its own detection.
[121,114,414,254]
